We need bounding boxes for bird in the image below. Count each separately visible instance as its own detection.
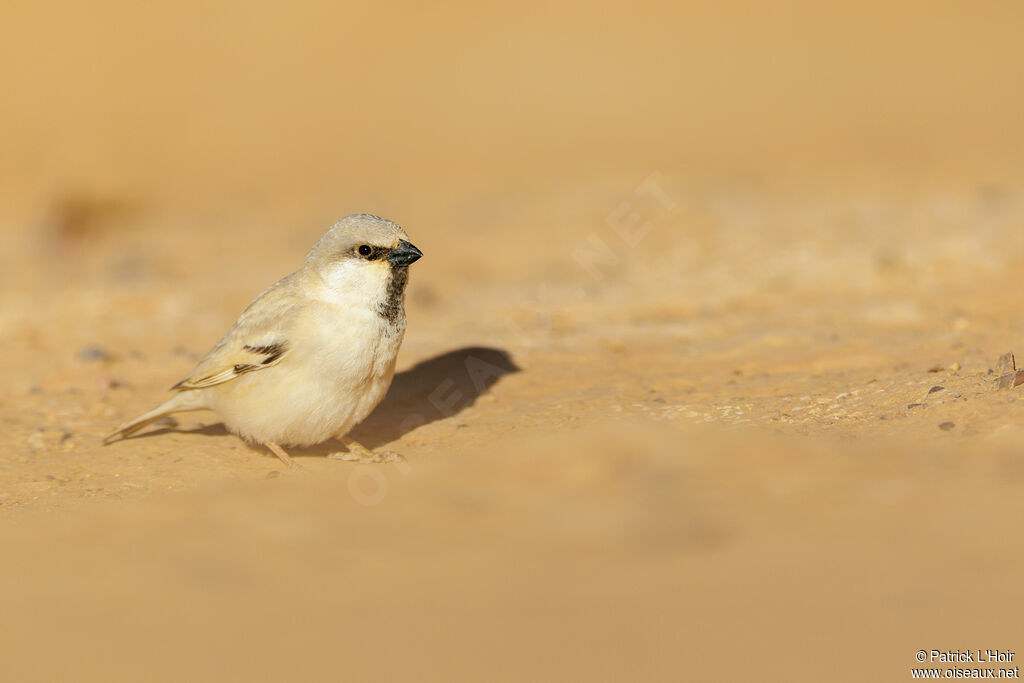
[104,213,423,469]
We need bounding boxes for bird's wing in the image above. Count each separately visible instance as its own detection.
[171,275,301,391]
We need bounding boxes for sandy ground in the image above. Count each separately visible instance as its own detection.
[3,1,1024,681]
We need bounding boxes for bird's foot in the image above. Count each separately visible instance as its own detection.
[265,441,307,472]
[327,437,405,464]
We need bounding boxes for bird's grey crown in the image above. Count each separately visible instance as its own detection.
[333,213,404,234]
[306,213,409,264]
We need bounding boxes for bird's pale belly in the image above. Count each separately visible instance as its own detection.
[209,316,404,447]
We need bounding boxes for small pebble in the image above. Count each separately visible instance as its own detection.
[99,377,122,391]
[928,386,944,394]
[995,352,1016,375]
[995,370,1024,391]
[939,422,955,431]
[78,345,113,362]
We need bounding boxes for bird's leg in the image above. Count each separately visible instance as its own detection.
[327,436,405,464]
[265,441,305,471]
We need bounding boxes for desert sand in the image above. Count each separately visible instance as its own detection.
[2,1,1024,681]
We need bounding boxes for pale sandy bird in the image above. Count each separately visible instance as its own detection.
[105,213,423,469]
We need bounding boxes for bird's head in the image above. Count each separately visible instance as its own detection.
[304,214,423,314]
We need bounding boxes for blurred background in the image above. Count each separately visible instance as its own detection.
[2,1,1024,681]
[4,0,1023,220]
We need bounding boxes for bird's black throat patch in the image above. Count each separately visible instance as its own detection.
[378,266,409,325]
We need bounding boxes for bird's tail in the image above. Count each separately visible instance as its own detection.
[103,391,207,444]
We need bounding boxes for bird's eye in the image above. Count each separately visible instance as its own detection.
[358,245,372,257]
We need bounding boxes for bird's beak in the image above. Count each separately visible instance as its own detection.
[388,240,423,267]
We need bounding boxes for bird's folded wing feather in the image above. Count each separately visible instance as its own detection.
[171,276,300,391]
